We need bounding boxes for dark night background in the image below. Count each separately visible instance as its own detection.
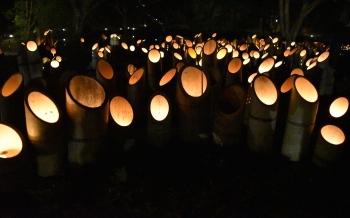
[1,0,350,217]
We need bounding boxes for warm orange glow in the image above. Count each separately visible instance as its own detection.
[150,94,169,121]
[243,58,250,65]
[105,47,111,53]
[27,41,37,52]
[56,56,62,62]
[203,39,216,55]
[289,48,298,56]
[195,46,202,55]
[173,43,179,49]
[160,51,164,58]
[217,48,227,60]
[290,68,304,76]
[98,51,103,58]
[275,61,283,68]
[97,59,114,79]
[176,61,185,72]
[129,68,144,85]
[307,61,317,70]
[317,51,329,63]
[155,45,160,50]
[174,52,182,60]
[264,44,270,50]
[149,49,161,63]
[122,42,128,50]
[248,72,258,84]
[166,35,172,42]
[149,45,155,50]
[253,51,260,59]
[2,73,22,97]
[321,125,345,145]
[51,60,59,68]
[272,37,278,44]
[188,47,196,59]
[186,40,193,48]
[92,43,98,50]
[81,38,85,43]
[181,66,207,97]
[142,48,148,53]
[242,52,249,60]
[329,97,349,118]
[110,96,133,127]
[284,50,290,57]
[232,50,239,58]
[28,91,59,123]
[254,75,278,105]
[300,50,306,57]
[239,44,248,51]
[280,75,297,93]
[130,45,135,52]
[0,123,23,158]
[258,58,274,74]
[225,44,233,53]
[295,77,318,103]
[127,64,137,75]
[228,58,242,74]
[261,53,269,59]
[160,68,176,86]
[69,76,105,108]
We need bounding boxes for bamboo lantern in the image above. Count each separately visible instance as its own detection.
[225,58,242,86]
[304,60,322,93]
[109,96,135,151]
[298,49,307,69]
[216,47,228,73]
[317,51,333,95]
[184,47,197,65]
[0,73,26,132]
[91,43,99,70]
[326,96,349,129]
[159,68,177,105]
[208,67,223,118]
[24,88,64,177]
[202,39,217,72]
[312,125,346,168]
[173,52,183,68]
[243,72,258,125]
[17,43,31,85]
[247,75,278,153]
[287,47,298,69]
[212,84,246,146]
[147,92,172,146]
[66,75,109,165]
[281,76,319,161]
[224,43,233,66]
[148,49,162,92]
[176,64,211,143]
[96,59,116,99]
[26,41,43,79]
[127,68,147,124]
[258,57,275,79]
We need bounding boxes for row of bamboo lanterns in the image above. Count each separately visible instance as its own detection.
[0,32,348,181]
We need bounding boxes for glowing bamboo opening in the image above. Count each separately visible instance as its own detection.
[253,51,260,59]
[181,66,207,97]
[239,44,248,51]
[228,58,242,74]
[148,49,161,63]
[225,44,233,53]
[97,59,113,79]
[318,51,329,63]
[248,72,258,84]
[27,41,37,52]
[92,43,98,50]
[232,50,239,58]
[275,61,283,68]
[300,50,306,57]
[203,39,216,55]
[329,97,349,118]
[195,46,202,55]
[110,96,133,127]
[321,125,345,145]
[254,76,278,105]
[160,68,176,86]
[50,60,59,68]
[0,124,23,158]
[188,47,196,59]
[127,64,137,75]
[186,40,193,48]
[217,48,227,60]
[174,52,182,60]
[129,68,144,85]
[281,75,297,93]
[295,77,318,103]
[284,50,290,57]
[130,45,135,52]
[258,58,274,74]
[290,68,304,76]
[28,91,59,123]
[150,94,169,121]
[243,58,251,65]
[166,35,172,42]
[142,48,148,53]
[56,56,62,62]
[122,42,128,50]
[1,73,22,97]
[69,76,105,108]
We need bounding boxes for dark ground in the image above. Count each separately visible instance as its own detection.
[1,41,350,217]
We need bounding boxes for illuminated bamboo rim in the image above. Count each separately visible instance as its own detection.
[137,39,142,44]
[295,77,318,103]
[305,58,312,67]
[272,37,278,44]
[122,42,128,50]
[0,123,23,158]
[306,61,317,70]
[51,48,56,55]
[165,35,172,42]
[148,49,161,63]
[160,68,176,86]
[212,32,217,38]
[284,50,290,57]
[43,57,50,64]
[110,96,133,127]
[228,58,242,74]
[149,45,155,50]
[195,46,202,55]
[69,75,105,108]
[130,45,135,52]
[243,58,251,65]
[129,68,144,85]
[56,56,62,62]
[291,41,296,46]
[300,49,307,57]
[51,60,60,68]
[142,47,148,53]
[264,44,270,50]
[27,41,37,52]
[98,52,103,58]
[160,51,164,58]
[173,43,179,50]
[249,50,254,57]
[225,44,233,53]
[1,73,22,97]
[242,52,249,60]
[253,51,260,59]
[203,39,216,55]
[258,57,274,74]
[188,47,197,59]
[97,59,114,79]
[321,125,345,145]
[176,61,185,72]
[150,94,169,121]
[248,72,258,84]
[239,43,248,51]
[181,66,208,97]
[232,50,239,58]
[44,30,50,36]
[261,53,269,60]
[155,45,160,50]
[253,75,278,105]
[289,47,298,56]
[290,68,304,76]
[99,48,105,52]
[260,39,266,46]
[317,51,329,63]
[174,52,182,60]
[275,61,283,68]
[127,64,137,75]
[217,48,227,60]
[186,40,193,48]
[92,43,98,51]
[329,97,349,118]
[28,91,59,123]
[281,75,297,93]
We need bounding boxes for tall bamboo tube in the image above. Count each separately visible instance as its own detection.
[147,49,162,92]
[127,68,147,124]
[247,75,278,153]
[24,88,64,177]
[17,43,31,85]
[96,59,116,99]
[258,57,275,79]
[184,47,197,65]
[91,43,99,70]
[225,58,242,86]
[202,39,217,72]
[159,68,177,107]
[281,76,319,161]
[66,75,109,165]
[26,41,42,79]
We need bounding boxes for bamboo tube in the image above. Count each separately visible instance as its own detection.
[24,88,64,177]
[175,64,211,144]
[312,125,346,168]
[247,75,278,153]
[159,68,177,106]
[96,59,116,99]
[66,75,109,165]
[147,49,162,92]
[17,43,31,85]
[212,84,246,146]
[184,47,197,65]
[26,41,42,79]
[258,57,275,79]
[147,92,172,146]
[202,39,217,72]
[91,43,99,70]
[225,58,242,86]
[127,68,147,124]
[281,76,319,161]
[216,47,228,73]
